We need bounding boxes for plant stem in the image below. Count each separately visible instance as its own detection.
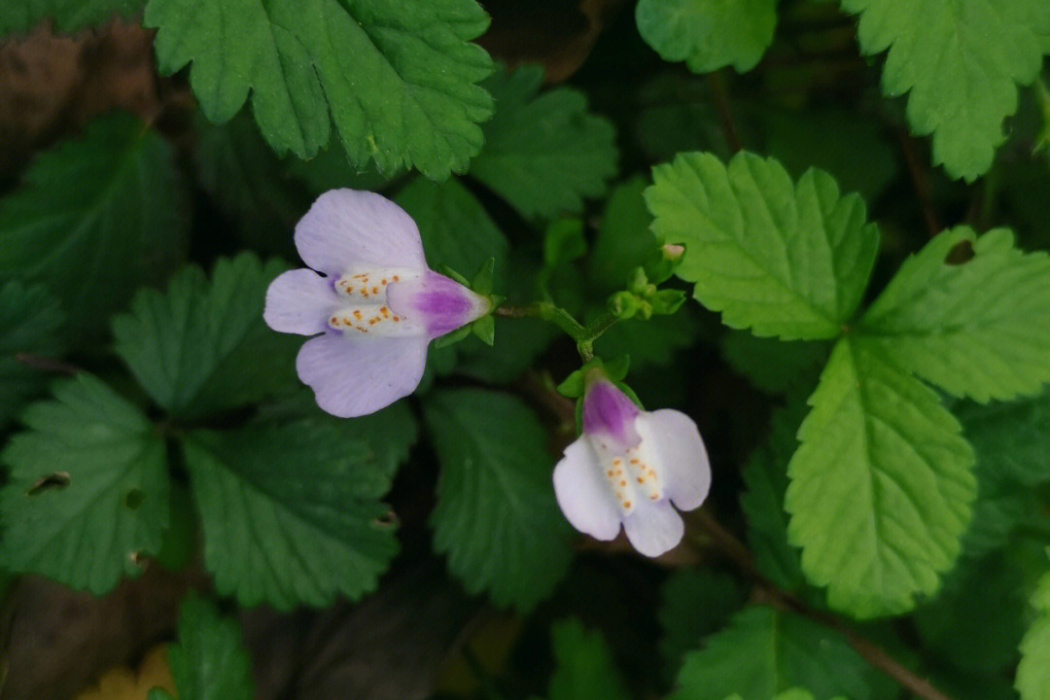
[494,304,619,361]
[895,129,941,237]
[692,510,955,700]
[14,353,79,375]
[707,71,743,153]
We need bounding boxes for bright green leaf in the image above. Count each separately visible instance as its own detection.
[112,253,299,420]
[841,0,1050,181]
[859,227,1050,402]
[0,112,187,343]
[167,593,254,700]
[0,282,65,431]
[424,389,571,611]
[785,337,976,618]
[646,151,879,340]
[144,0,494,179]
[181,402,413,609]
[670,604,876,700]
[0,374,168,594]
[469,65,618,219]
[547,619,630,700]
[659,569,746,674]
[636,0,777,74]
[0,0,145,34]
[1017,553,1050,700]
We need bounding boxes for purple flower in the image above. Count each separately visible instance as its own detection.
[264,189,491,417]
[553,376,711,557]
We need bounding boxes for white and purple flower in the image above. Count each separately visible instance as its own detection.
[553,374,711,557]
[264,189,491,418]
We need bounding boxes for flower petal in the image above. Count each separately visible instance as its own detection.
[264,269,338,335]
[295,332,427,417]
[387,270,490,339]
[635,409,711,511]
[295,189,426,276]
[622,499,685,557]
[553,438,623,541]
[582,379,641,452]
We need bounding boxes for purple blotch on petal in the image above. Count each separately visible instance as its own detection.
[582,379,641,450]
[387,270,487,339]
[294,189,426,276]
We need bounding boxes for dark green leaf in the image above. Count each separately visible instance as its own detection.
[0,281,65,431]
[0,112,187,344]
[424,389,571,611]
[0,0,145,34]
[0,374,168,593]
[112,254,299,420]
[181,403,414,609]
[658,569,746,674]
[547,619,630,700]
[167,593,254,700]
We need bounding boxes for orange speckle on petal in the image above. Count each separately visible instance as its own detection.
[372,286,379,294]
[636,477,645,483]
[650,494,659,500]
[624,501,632,509]
[393,275,400,281]
[353,310,363,319]
[630,458,640,465]
[612,458,622,466]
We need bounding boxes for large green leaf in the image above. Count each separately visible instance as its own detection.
[161,593,254,700]
[1017,554,1050,700]
[424,389,571,611]
[0,0,145,34]
[636,0,777,73]
[144,0,494,180]
[181,403,413,609]
[0,282,65,431]
[112,253,299,420]
[860,227,1050,402]
[658,570,746,674]
[0,374,168,593]
[0,113,187,343]
[956,391,1050,486]
[645,152,879,340]
[841,0,1050,181]
[785,337,976,617]
[469,65,618,219]
[543,619,630,700]
[670,604,878,700]
[587,176,657,293]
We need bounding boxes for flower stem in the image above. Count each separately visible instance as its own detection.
[691,510,955,700]
[495,304,620,361]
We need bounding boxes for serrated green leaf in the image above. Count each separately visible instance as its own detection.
[725,691,845,700]
[181,403,413,609]
[0,374,168,594]
[0,112,187,343]
[763,108,898,203]
[722,331,830,394]
[144,0,494,179]
[424,389,571,611]
[395,176,509,279]
[636,0,777,74]
[469,65,618,219]
[193,109,309,258]
[914,551,1029,673]
[167,593,254,700]
[658,570,746,674]
[112,253,299,420]
[785,338,976,618]
[646,151,879,340]
[0,282,65,431]
[956,391,1050,486]
[859,227,1050,402]
[547,619,630,700]
[670,604,876,700]
[0,0,145,34]
[842,0,1050,181]
[588,177,658,293]
[1017,555,1050,700]
[741,399,809,591]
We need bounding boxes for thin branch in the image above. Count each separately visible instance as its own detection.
[693,511,955,700]
[14,353,78,375]
[895,129,941,237]
[707,72,743,153]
